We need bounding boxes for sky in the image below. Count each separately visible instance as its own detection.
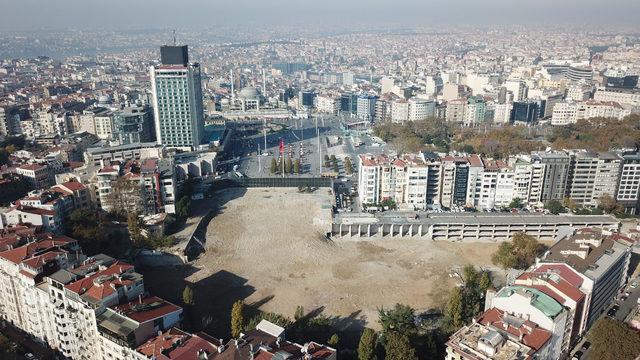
[0,0,639,31]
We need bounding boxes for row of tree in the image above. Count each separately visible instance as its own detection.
[270,157,302,174]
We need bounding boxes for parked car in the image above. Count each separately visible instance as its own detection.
[581,342,591,350]
[572,350,583,360]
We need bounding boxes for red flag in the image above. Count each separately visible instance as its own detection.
[279,138,284,155]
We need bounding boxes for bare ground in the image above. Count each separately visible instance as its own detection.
[142,188,503,335]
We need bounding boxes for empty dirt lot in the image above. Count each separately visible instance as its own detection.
[142,188,503,334]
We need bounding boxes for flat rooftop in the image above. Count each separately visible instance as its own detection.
[335,213,619,226]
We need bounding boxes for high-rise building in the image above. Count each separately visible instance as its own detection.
[532,151,571,203]
[511,101,540,124]
[616,151,640,215]
[150,45,204,150]
[356,95,377,121]
[568,151,622,208]
[112,105,155,145]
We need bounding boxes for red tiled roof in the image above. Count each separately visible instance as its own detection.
[112,296,181,324]
[17,163,46,171]
[65,261,135,301]
[516,270,585,303]
[534,263,584,288]
[479,308,552,351]
[0,237,72,265]
[137,328,220,360]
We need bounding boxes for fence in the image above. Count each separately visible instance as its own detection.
[211,177,332,190]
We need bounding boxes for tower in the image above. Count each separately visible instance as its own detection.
[150,45,204,150]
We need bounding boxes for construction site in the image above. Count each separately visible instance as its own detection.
[142,188,505,333]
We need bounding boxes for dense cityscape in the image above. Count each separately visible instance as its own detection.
[0,2,640,360]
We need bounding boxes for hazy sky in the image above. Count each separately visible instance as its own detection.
[1,0,639,31]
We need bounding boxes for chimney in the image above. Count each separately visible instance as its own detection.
[276,337,282,347]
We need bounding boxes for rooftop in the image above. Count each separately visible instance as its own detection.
[495,286,564,319]
[542,228,630,279]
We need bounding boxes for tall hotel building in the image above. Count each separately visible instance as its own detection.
[150,45,204,150]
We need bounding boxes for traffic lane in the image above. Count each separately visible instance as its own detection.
[614,277,640,322]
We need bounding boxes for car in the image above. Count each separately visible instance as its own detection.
[572,350,583,360]
[631,282,638,289]
[581,341,591,350]
[624,291,631,297]
[25,354,35,360]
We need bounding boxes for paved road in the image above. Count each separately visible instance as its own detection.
[570,275,640,360]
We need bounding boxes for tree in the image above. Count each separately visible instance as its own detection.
[358,328,377,360]
[544,200,565,215]
[344,157,353,174]
[182,285,194,306]
[384,332,417,360]
[327,334,340,347]
[270,158,278,174]
[598,194,620,214]
[508,197,524,209]
[491,232,546,269]
[293,158,301,174]
[491,242,518,269]
[66,208,108,255]
[285,158,293,174]
[294,306,305,321]
[231,300,245,338]
[479,272,492,294]
[103,177,143,218]
[127,213,145,247]
[445,287,464,329]
[176,196,191,219]
[378,303,416,336]
[587,318,640,360]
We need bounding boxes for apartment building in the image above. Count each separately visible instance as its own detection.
[486,286,570,357]
[551,100,630,125]
[538,228,631,329]
[440,156,470,209]
[17,163,52,189]
[616,152,640,214]
[445,98,467,123]
[532,151,571,203]
[316,95,340,115]
[358,153,441,210]
[593,87,640,107]
[568,151,622,208]
[446,308,553,360]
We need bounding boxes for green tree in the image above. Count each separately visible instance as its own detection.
[479,272,492,294]
[293,158,301,174]
[491,232,546,269]
[358,328,377,360]
[231,300,245,338]
[285,158,293,174]
[544,199,565,215]
[66,208,108,255]
[182,285,194,306]
[127,213,145,247]
[327,334,340,347]
[508,197,524,209]
[270,158,278,174]
[344,157,353,174]
[587,318,640,360]
[445,287,464,329]
[294,306,305,321]
[176,196,191,219]
[378,303,415,336]
[384,332,417,360]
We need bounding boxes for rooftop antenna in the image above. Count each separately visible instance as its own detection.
[172,29,177,46]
